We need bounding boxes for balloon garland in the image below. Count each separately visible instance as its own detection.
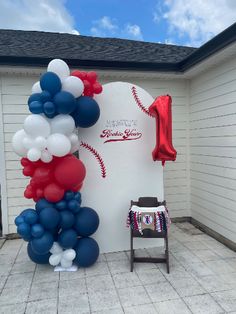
[13,59,102,269]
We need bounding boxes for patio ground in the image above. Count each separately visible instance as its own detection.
[0,222,236,314]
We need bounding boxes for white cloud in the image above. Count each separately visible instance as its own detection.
[91,16,118,37]
[98,16,117,31]
[91,15,143,41]
[160,0,236,46]
[0,0,79,34]
[125,24,143,40]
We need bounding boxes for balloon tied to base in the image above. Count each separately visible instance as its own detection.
[13,59,102,270]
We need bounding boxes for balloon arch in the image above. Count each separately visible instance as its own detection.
[12,59,102,269]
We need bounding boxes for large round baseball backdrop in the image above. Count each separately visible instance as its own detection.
[78,82,164,252]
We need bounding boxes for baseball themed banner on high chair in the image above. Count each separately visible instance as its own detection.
[78,82,164,253]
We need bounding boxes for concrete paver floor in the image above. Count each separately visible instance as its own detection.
[0,222,236,314]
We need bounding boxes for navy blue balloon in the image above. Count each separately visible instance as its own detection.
[43,101,56,115]
[72,96,100,128]
[15,215,24,226]
[58,229,77,249]
[54,91,76,114]
[39,207,60,229]
[27,242,50,264]
[28,93,41,104]
[40,72,61,96]
[31,224,45,238]
[21,208,36,217]
[24,210,38,225]
[74,237,99,267]
[36,199,53,213]
[31,231,54,254]
[29,101,43,114]
[60,211,75,229]
[74,192,82,204]
[68,200,80,214]
[64,191,74,200]
[40,91,51,103]
[45,112,57,119]
[55,200,67,211]
[17,222,31,238]
[74,207,99,237]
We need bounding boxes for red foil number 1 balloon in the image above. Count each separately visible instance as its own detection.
[149,95,177,166]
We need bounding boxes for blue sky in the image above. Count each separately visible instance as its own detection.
[0,0,235,47]
[65,0,171,43]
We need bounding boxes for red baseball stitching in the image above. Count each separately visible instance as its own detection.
[131,86,153,117]
[80,141,106,178]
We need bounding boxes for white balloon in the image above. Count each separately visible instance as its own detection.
[41,150,53,163]
[50,115,75,135]
[35,136,47,150]
[47,133,71,157]
[32,81,42,94]
[62,76,84,98]
[22,136,34,149]
[49,253,62,266]
[69,133,79,145]
[50,242,63,254]
[60,258,72,269]
[27,148,41,161]
[24,114,50,138]
[12,130,28,156]
[47,59,70,80]
[63,249,76,261]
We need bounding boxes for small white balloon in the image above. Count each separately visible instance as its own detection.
[35,136,47,150]
[12,129,28,156]
[22,136,34,150]
[24,114,51,138]
[49,253,62,266]
[27,148,41,162]
[60,258,73,269]
[69,133,79,145]
[41,150,53,163]
[32,81,42,94]
[50,242,63,254]
[47,133,71,157]
[50,115,75,135]
[47,59,70,80]
[63,249,76,261]
[62,76,84,98]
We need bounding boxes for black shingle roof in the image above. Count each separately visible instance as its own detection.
[0,22,235,72]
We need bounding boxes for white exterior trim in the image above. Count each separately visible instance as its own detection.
[0,75,9,234]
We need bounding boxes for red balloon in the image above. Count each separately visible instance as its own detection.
[44,183,64,203]
[83,80,91,90]
[21,155,86,202]
[71,182,83,192]
[149,95,177,166]
[36,188,44,199]
[87,71,97,83]
[93,82,103,94]
[54,155,86,189]
[33,167,52,186]
[23,165,35,177]
[21,157,29,167]
[24,185,33,199]
[85,90,94,97]
[71,70,87,80]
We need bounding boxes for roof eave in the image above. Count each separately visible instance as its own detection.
[179,23,236,72]
[0,56,179,72]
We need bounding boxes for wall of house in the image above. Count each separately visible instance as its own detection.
[0,72,189,234]
[189,56,236,243]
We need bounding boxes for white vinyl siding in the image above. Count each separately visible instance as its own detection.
[189,56,236,243]
[0,74,190,234]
